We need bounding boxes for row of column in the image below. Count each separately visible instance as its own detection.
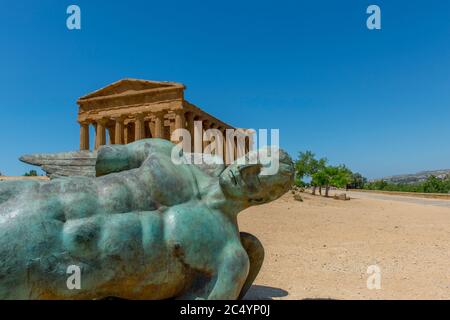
[79,111,181,151]
[79,110,253,161]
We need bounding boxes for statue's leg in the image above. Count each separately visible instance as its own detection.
[238,232,265,300]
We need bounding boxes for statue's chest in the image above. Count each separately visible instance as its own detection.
[139,159,199,207]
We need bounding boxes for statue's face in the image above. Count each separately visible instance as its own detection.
[219,148,294,205]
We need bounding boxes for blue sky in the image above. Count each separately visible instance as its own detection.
[0,0,449,178]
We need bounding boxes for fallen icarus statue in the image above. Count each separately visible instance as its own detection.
[0,139,294,299]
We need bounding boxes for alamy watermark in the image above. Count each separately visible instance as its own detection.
[169,123,280,176]
[65,5,380,31]
[66,5,81,30]
[66,265,81,290]
[366,265,381,290]
[366,5,381,30]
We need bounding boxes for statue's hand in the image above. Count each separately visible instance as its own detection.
[96,144,131,176]
[95,139,175,177]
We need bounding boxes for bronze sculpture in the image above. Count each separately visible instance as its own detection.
[0,139,293,299]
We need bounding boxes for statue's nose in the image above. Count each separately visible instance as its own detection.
[278,160,294,175]
[280,168,294,177]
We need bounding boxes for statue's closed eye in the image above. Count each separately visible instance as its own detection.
[238,164,262,192]
[230,170,238,185]
[238,164,262,179]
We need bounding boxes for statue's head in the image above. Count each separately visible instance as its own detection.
[219,147,294,206]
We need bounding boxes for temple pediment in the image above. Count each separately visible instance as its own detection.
[77,78,186,112]
[78,78,185,102]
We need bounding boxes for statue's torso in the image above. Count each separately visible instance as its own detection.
[0,200,240,299]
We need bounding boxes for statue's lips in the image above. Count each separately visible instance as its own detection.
[249,197,264,204]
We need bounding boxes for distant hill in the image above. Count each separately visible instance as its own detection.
[375,169,450,184]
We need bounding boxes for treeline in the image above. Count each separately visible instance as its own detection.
[294,151,366,196]
[295,150,450,195]
[0,170,40,177]
[23,170,38,177]
[364,176,450,194]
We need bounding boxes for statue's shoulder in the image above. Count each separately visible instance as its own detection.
[94,139,175,176]
[128,138,175,157]
[181,153,225,178]
[0,179,42,205]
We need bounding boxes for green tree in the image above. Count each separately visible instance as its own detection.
[23,170,38,177]
[348,172,367,189]
[365,179,388,190]
[315,165,352,197]
[295,151,316,181]
[295,151,327,195]
[294,178,307,188]
[363,175,450,194]
[423,175,444,193]
[311,169,329,195]
[327,165,353,196]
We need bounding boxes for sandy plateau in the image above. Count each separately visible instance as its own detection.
[240,190,450,300]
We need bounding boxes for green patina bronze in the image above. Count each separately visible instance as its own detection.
[0,138,293,299]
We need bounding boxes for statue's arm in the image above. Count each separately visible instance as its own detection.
[207,245,250,300]
[95,139,174,176]
[174,244,249,300]
[238,232,264,299]
[0,180,41,205]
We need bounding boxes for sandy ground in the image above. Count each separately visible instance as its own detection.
[0,176,48,181]
[239,190,450,300]
[345,190,450,208]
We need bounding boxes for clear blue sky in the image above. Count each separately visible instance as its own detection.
[0,0,449,178]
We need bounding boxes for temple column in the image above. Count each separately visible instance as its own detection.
[185,112,195,149]
[135,114,145,140]
[95,119,107,150]
[174,110,185,130]
[123,123,130,144]
[210,123,220,157]
[149,119,155,138]
[193,116,203,153]
[154,112,165,138]
[221,128,227,163]
[225,128,235,165]
[236,128,246,159]
[173,110,189,151]
[202,119,210,152]
[168,118,175,140]
[246,129,255,154]
[114,116,125,144]
[217,126,224,161]
[108,126,115,144]
[79,122,90,150]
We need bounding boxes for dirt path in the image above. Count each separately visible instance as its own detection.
[345,190,450,208]
[239,192,450,300]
